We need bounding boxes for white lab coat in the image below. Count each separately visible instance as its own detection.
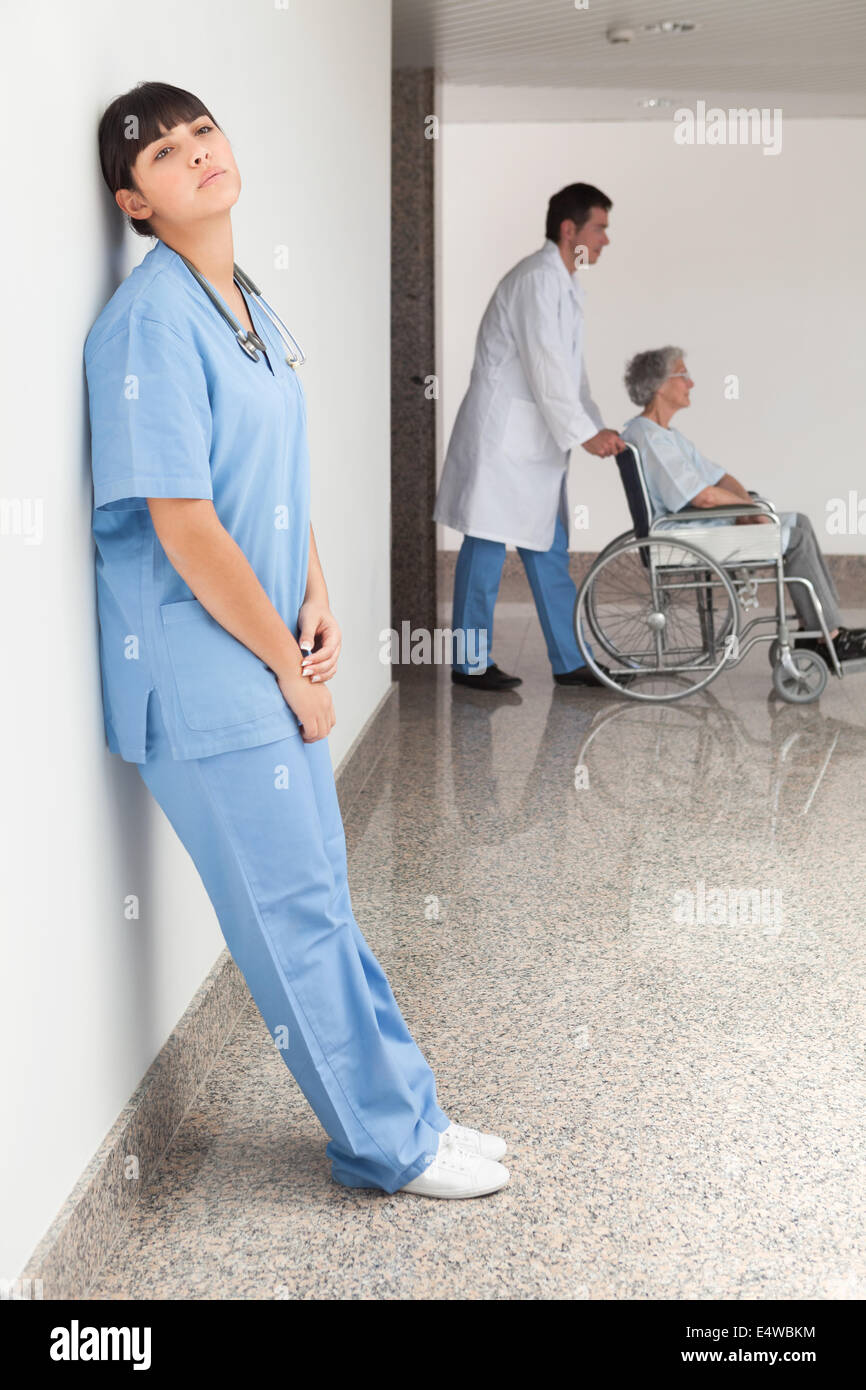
[434,238,604,550]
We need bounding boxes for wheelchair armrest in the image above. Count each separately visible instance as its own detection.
[651,501,778,526]
[748,489,778,511]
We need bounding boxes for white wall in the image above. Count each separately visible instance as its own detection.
[0,0,392,1276]
[436,115,866,553]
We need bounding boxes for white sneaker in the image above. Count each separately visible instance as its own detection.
[444,1120,507,1161]
[398,1130,510,1198]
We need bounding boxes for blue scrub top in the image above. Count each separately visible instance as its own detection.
[84,238,310,762]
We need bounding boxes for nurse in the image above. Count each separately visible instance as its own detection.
[85,81,509,1199]
[434,184,626,689]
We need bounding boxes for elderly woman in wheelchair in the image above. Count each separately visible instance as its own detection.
[572,345,866,703]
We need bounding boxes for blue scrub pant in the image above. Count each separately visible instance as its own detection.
[136,689,450,1193]
[452,513,585,675]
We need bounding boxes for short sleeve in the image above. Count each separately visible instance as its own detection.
[685,435,724,490]
[85,316,214,511]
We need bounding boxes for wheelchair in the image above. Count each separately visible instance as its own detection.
[572,443,866,704]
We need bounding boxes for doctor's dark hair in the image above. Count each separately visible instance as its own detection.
[96,81,224,240]
[545,183,612,242]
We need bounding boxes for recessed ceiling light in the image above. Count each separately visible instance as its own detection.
[643,19,698,34]
[636,97,673,108]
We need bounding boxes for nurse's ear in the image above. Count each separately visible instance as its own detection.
[115,184,153,224]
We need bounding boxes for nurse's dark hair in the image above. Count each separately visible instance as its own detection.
[545,183,612,242]
[96,81,224,239]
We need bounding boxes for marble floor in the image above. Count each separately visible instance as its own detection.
[87,596,866,1300]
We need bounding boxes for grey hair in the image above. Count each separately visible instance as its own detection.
[624,346,685,408]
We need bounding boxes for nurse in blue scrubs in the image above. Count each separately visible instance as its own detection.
[85,82,508,1200]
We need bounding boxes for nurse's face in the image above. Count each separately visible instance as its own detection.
[120,115,240,232]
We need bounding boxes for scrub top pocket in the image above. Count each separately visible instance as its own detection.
[161,598,289,732]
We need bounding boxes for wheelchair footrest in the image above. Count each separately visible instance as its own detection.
[838,655,866,675]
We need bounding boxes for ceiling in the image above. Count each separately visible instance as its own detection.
[393,0,866,119]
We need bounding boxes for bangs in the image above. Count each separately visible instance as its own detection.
[124,90,217,164]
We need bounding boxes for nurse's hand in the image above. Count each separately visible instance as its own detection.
[297,602,342,682]
[581,429,627,458]
[279,672,336,743]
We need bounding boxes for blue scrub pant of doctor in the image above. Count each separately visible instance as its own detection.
[452,513,586,675]
[136,689,450,1193]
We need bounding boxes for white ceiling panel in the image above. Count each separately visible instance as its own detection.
[393,0,866,118]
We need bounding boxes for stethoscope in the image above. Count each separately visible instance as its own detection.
[177,252,306,369]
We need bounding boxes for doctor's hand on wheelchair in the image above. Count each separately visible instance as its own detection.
[581,428,627,458]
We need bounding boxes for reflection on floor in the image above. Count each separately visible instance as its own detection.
[88,599,866,1299]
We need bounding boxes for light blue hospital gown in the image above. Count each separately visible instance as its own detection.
[621,414,793,551]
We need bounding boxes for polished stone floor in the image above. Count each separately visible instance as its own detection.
[88,596,866,1299]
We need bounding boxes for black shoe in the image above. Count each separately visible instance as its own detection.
[796,630,866,663]
[837,626,866,646]
[554,663,613,686]
[451,662,522,689]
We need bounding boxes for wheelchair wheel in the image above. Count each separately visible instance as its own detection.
[768,634,811,667]
[772,648,827,703]
[580,530,635,658]
[574,535,739,702]
[594,527,636,565]
[583,543,736,668]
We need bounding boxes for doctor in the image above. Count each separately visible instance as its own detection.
[434,183,625,689]
[85,81,510,1200]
